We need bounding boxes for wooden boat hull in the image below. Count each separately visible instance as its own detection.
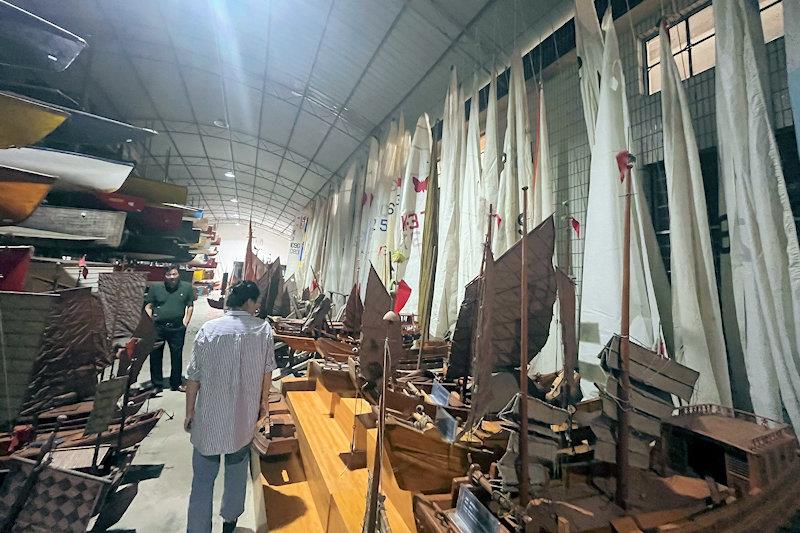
[0,166,57,225]
[10,409,164,458]
[275,334,317,353]
[0,147,133,192]
[0,246,32,291]
[119,175,188,205]
[19,205,127,247]
[0,91,69,148]
[384,418,499,494]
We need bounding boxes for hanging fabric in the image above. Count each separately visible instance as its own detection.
[417,126,440,340]
[530,85,560,375]
[574,0,604,150]
[577,11,670,393]
[394,113,432,314]
[300,195,330,292]
[494,48,534,256]
[481,68,501,221]
[659,24,732,406]
[715,0,800,428]
[357,138,381,298]
[785,0,800,153]
[431,69,465,337]
[457,80,484,309]
[339,161,366,294]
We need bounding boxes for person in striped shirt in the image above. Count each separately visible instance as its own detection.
[184,281,276,533]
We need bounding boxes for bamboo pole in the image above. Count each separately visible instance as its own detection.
[616,154,634,508]
[519,186,530,506]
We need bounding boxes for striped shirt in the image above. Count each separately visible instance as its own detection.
[186,310,276,455]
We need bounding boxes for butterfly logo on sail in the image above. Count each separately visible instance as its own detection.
[412,176,428,193]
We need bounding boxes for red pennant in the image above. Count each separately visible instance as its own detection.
[570,217,581,238]
[394,279,412,313]
[412,176,428,193]
[616,150,633,182]
[311,278,319,292]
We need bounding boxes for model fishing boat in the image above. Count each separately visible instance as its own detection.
[118,175,188,205]
[251,392,298,459]
[0,91,69,149]
[18,205,127,248]
[0,166,58,225]
[383,214,557,495]
[0,146,133,193]
[0,0,86,71]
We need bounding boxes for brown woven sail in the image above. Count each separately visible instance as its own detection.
[259,257,282,317]
[492,216,556,371]
[0,291,57,426]
[343,283,364,334]
[359,265,402,382]
[467,243,496,427]
[444,278,479,380]
[21,287,109,415]
[98,272,147,344]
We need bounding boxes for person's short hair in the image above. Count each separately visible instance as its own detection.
[227,281,260,308]
[165,265,180,275]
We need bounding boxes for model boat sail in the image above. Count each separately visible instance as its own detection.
[359,265,402,384]
[446,215,557,386]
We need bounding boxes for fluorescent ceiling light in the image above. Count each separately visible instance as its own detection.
[224,171,235,178]
[230,198,238,203]
[213,119,228,128]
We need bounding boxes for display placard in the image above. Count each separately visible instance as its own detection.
[451,484,502,533]
[430,381,449,406]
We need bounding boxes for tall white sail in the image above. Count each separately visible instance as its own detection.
[530,85,560,375]
[493,48,534,255]
[532,85,555,226]
[715,0,800,428]
[457,81,484,307]
[578,13,668,392]
[394,114,432,313]
[659,25,732,406]
[481,68,501,220]
[575,0,604,149]
[358,137,384,297]
[431,69,465,337]
[301,195,330,292]
[786,0,800,152]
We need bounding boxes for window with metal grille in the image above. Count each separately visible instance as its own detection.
[644,0,785,95]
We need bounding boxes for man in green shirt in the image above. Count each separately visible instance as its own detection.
[145,266,195,392]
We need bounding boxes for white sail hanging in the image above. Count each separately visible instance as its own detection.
[481,68,501,220]
[530,85,561,375]
[431,69,465,337]
[786,0,800,152]
[386,116,411,280]
[334,161,362,295]
[493,49,534,255]
[394,113,432,313]
[578,12,668,392]
[575,0,604,150]
[301,195,330,292]
[532,85,555,226]
[659,25,731,406]
[457,81,484,307]
[366,120,401,286]
[358,138,382,298]
[715,0,800,428]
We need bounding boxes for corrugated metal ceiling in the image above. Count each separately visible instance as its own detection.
[9,0,572,236]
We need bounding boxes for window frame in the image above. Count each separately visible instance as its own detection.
[642,0,784,96]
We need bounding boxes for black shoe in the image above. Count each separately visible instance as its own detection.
[222,520,237,533]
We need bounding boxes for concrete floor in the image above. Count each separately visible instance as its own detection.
[112,298,259,533]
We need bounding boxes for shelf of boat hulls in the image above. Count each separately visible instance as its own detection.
[278,375,414,533]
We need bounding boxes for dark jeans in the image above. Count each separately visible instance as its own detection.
[151,323,186,389]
